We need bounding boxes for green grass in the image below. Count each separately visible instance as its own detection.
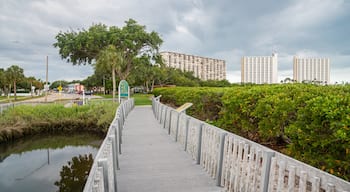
[94,93,153,105]
[94,94,113,99]
[0,101,118,143]
[133,94,153,105]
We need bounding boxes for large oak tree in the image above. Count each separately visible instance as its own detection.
[54,19,163,99]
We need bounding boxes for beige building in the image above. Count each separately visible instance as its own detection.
[293,56,330,84]
[160,51,226,81]
[241,53,278,84]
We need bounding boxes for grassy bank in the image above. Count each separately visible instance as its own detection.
[0,101,118,143]
[133,94,152,105]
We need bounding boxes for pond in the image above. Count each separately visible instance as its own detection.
[0,133,102,192]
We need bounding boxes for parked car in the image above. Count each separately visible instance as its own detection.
[84,91,93,95]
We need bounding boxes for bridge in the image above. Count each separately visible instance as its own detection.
[84,98,350,192]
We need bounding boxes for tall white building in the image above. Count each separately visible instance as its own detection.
[241,53,278,84]
[293,56,330,83]
[160,51,226,81]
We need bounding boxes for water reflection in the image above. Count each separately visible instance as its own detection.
[0,133,101,192]
[55,154,94,192]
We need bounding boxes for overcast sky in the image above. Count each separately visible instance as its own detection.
[1,0,350,83]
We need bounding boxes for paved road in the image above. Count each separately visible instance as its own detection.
[18,92,102,103]
[118,106,222,192]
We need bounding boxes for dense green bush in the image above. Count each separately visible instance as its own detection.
[0,101,118,143]
[154,84,350,180]
[153,87,226,121]
[287,94,350,179]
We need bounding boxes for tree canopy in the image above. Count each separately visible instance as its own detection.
[54,19,163,80]
[0,66,43,98]
[5,65,24,100]
[0,69,6,94]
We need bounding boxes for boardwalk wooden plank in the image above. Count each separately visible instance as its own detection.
[117,106,221,192]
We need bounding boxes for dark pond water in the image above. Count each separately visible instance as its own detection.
[0,133,102,192]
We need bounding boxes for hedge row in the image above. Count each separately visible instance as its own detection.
[153,84,350,180]
[153,87,226,121]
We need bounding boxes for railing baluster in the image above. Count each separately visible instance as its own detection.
[184,117,190,151]
[97,159,109,192]
[196,123,204,165]
[216,132,227,186]
[108,135,118,192]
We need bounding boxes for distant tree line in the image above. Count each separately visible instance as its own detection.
[0,65,44,100]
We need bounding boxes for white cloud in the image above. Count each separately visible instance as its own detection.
[277,0,344,28]
[1,0,350,83]
[162,24,202,54]
[253,0,346,51]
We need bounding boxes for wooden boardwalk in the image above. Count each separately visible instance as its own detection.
[117,106,222,192]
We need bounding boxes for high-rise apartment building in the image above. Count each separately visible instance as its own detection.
[241,53,278,84]
[293,56,330,83]
[160,51,226,81]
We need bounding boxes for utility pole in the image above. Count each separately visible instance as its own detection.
[45,56,48,102]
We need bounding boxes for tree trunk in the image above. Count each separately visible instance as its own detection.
[3,86,8,96]
[145,81,149,93]
[112,68,116,102]
[14,81,17,101]
[8,84,11,101]
[151,80,155,92]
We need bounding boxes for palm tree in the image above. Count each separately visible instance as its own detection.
[6,65,24,101]
[96,45,124,102]
[0,68,5,95]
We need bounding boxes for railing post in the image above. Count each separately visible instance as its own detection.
[156,104,160,121]
[115,119,122,154]
[113,124,120,168]
[98,158,109,192]
[120,104,125,125]
[118,118,123,145]
[168,110,172,135]
[175,112,180,142]
[158,104,162,121]
[163,107,168,129]
[160,105,164,124]
[119,124,122,154]
[157,101,159,117]
[122,104,126,120]
[196,123,204,165]
[184,117,190,151]
[260,151,275,192]
[216,132,227,186]
[108,135,118,192]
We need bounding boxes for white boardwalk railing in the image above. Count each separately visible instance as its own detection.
[83,99,134,192]
[152,98,350,192]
